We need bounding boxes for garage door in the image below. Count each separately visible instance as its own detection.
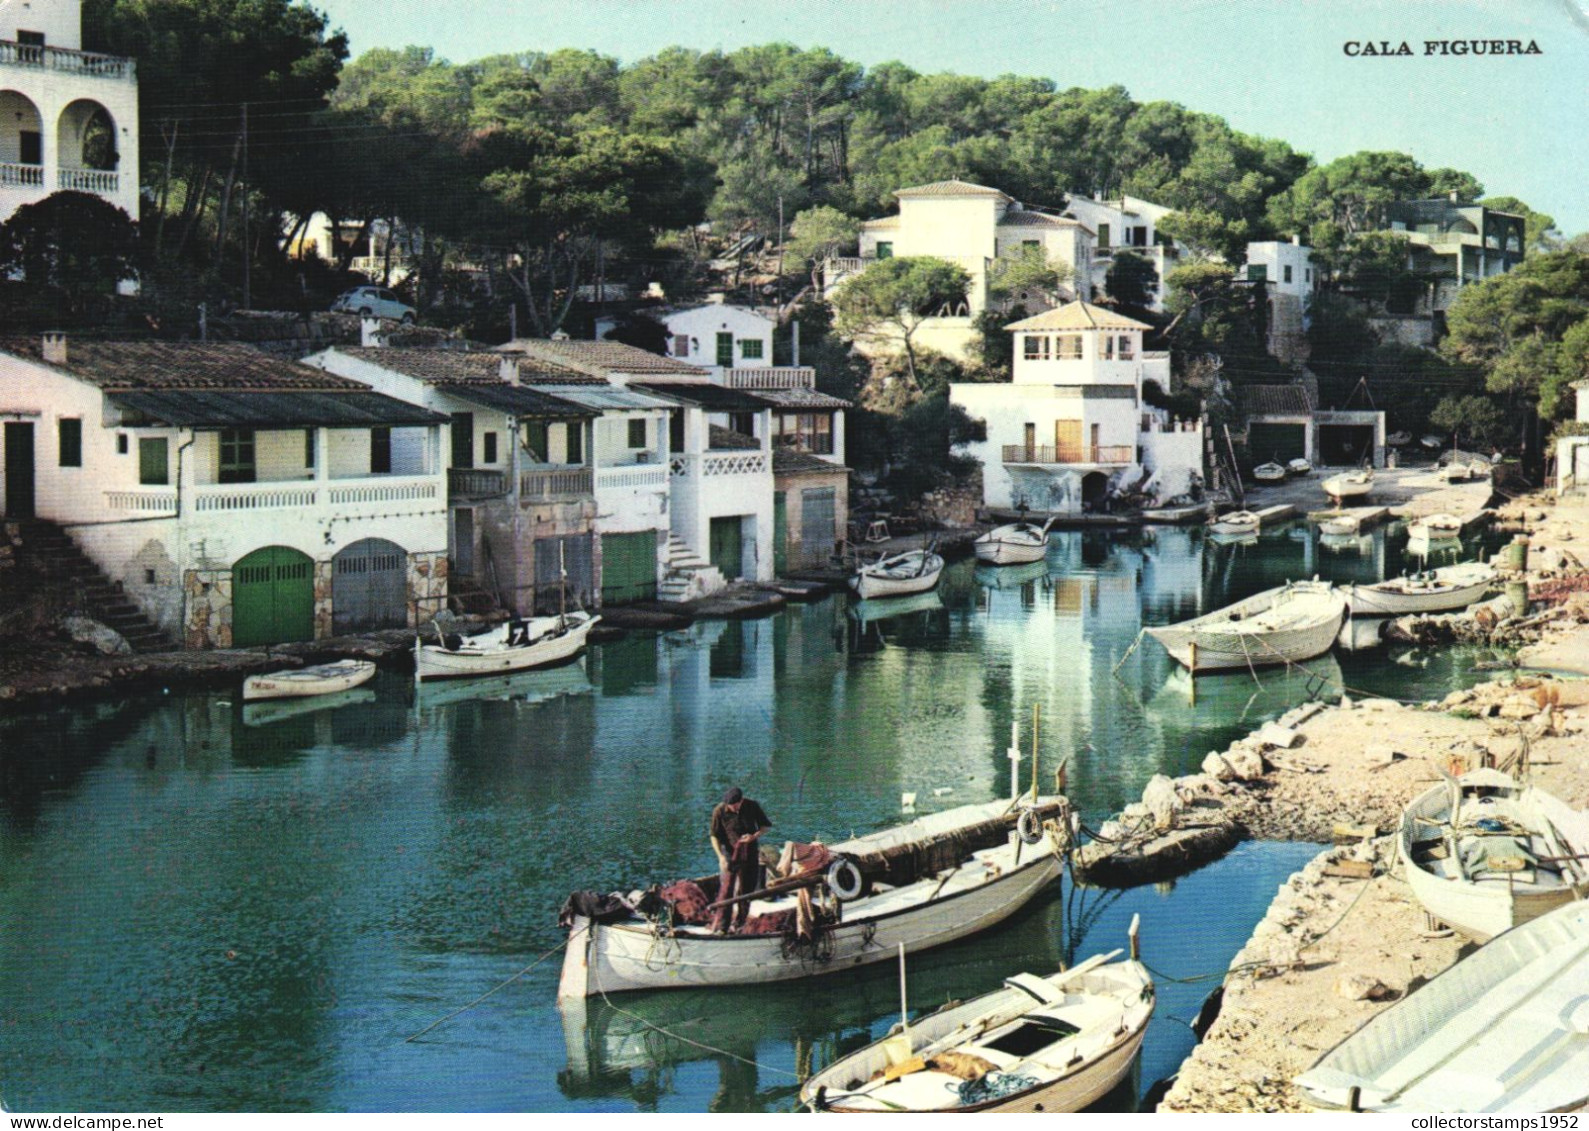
[799,487,837,569]
[332,538,408,633]
[233,545,315,646]
[1317,425,1376,467]
[601,531,656,605]
[1246,423,1307,464]
[709,516,744,580]
[534,534,595,614]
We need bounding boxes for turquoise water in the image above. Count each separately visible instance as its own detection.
[0,521,1502,1111]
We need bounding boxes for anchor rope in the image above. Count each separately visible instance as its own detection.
[403,925,585,1043]
[593,981,804,1080]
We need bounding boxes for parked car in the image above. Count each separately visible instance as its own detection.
[332,286,416,322]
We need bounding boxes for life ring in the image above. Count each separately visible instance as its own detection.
[1017,809,1045,844]
[826,857,864,900]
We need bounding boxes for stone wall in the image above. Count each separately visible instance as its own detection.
[915,484,981,528]
[183,568,233,649]
[408,551,448,627]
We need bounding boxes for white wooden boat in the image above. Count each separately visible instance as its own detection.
[1407,512,1463,544]
[1343,561,1494,617]
[850,549,944,600]
[1146,580,1347,672]
[558,797,1069,999]
[1253,462,1287,483]
[1322,469,1373,505]
[1287,458,1312,476]
[414,611,599,682]
[800,918,1153,1113]
[974,517,1054,565]
[1293,900,1589,1113]
[1420,434,1445,450]
[1317,513,1360,536]
[1208,510,1260,536]
[242,658,376,702]
[1443,462,1473,483]
[1398,768,1589,942]
[1387,431,1411,447]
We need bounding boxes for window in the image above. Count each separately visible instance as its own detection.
[1057,335,1083,360]
[775,412,833,455]
[17,30,45,46]
[1097,223,1110,248]
[58,419,82,467]
[672,333,690,358]
[139,438,169,485]
[370,427,392,474]
[116,433,128,455]
[1248,263,1268,284]
[565,421,583,464]
[1118,335,1135,360]
[483,431,499,464]
[1103,336,1115,361]
[450,413,473,470]
[1305,268,1312,284]
[1283,264,1294,284]
[521,420,547,463]
[304,429,316,469]
[627,418,647,448]
[1023,335,1050,361]
[218,429,256,483]
[875,241,894,259]
[19,131,41,166]
[1022,239,1041,251]
[669,410,685,454]
[739,338,764,360]
[715,332,734,368]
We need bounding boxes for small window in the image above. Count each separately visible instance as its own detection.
[565,420,583,464]
[1097,223,1111,248]
[116,433,128,455]
[1057,335,1083,360]
[139,438,169,486]
[672,334,690,357]
[19,131,41,166]
[1248,263,1268,284]
[304,429,316,469]
[1103,336,1115,361]
[739,338,764,360]
[1118,335,1135,361]
[483,431,499,464]
[522,420,547,463]
[1283,265,1294,284]
[218,429,256,484]
[875,241,894,259]
[1022,239,1041,251]
[1023,335,1050,361]
[627,418,647,449]
[17,30,45,46]
[370,427,392,474]
[58,418,82,467]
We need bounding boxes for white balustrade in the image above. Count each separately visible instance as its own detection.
[105,489,177,512]
[0,163,44,188]
[596,466,668,491]
[58,168,119,193]
[185,475,440,513]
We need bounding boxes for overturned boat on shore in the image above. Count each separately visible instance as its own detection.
[1343,561,1495,618]
[1294,901,1589,1113]
[557,797,1071,999]
[1145,580,1347,673]
[1399,768,1589,942]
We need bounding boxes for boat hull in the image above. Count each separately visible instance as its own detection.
[1147,584,1347,672]
[1345,569,1493,617]
[558,847,1061,998]
[1322,478,1372,504]
[850,552,944,600]
[973,539,1048,565]
[415,615,598,681]
[241,659,376,701]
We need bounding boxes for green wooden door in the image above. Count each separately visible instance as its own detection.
[709,516,743,580]
[715,332,734,368]
[773,492,788,575]
[233,545,315,646]
[600,531,656,605]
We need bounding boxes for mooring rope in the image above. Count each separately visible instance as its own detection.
[593,981,804,1080]
[403,925,584,1043]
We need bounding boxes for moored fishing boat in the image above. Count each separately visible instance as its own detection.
[1287,458,1312,477]
[1342,561,1495,617]
[1208,510,1260,536]
[1293,901,1589,1113]
[1317,513,1360,536]
[850,549,944,600]
[974,516,1055,565]
[1398,768,1589,942]
[1253,461,1286,483]
[557,796,1071,999]
[1407,512,1463,546]
[1322,469,1373,505]
[414,610,599,682]
[1145,580,1346,672]
[799,918,1153,1113]
[242,658,376,702]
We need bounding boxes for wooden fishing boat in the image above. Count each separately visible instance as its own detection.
[1407,513,1463,546]
[1293,900,1589,1113]
[974,517,1055,565]
[800,918,1153,1113]
[850,549,944,600]
[1322,469,1373,505]
[1145,580,1346,673]
[414,611,599,682]
[557,797,1070,999]
[1253,461,1287,483]
[1208,510,1260,536]
[1287,458,1312,477]
[1398,768,1589,942]
[242,658,376,702]
[1342,561,1494,617]
[1387,431,1412,447]
[1317,513,1360,536]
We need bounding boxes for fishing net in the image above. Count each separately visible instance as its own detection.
[957,1071,1042,1105]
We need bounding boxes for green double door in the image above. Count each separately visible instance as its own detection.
[233,546,315,646]
[709,516,744,581]
[600,532,657,605]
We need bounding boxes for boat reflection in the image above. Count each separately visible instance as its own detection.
[1147,653,1343,726]
[1319,532,1373,556]
[240,686,377,728]
[412,659,593,711]
[972,560,1050,590]
[846,589,945,627]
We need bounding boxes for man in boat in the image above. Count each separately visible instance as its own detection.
[708,787,772,933]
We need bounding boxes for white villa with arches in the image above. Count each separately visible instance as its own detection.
[1,0,139,224]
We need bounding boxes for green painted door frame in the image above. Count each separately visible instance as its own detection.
[233,545,315,646]
[709,516,744,580]
[773,492,788,576]
[601,531,657,605]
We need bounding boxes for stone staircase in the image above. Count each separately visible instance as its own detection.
[657,534,727,604]
[14,519,173,653]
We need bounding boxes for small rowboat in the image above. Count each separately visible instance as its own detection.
[415,611,600,682]
[1208,510,1260,536]
[1342,561,1495,617]
[1420,434,1445,450]
[974,516,1055,565]
[1253,461,1287,483]
[242,658,376,702]
[1387,431,1412,447]
[1322,469,1373,505]
[850,549,944,600]
[1407,513,1463,542]
[800,918,1153,1113]
[1146,580,1347,672]
[1287,458,1312,477]
[1318,513,1360,536]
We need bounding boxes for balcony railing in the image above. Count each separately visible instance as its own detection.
[669,452,769,478]
[1002,444,1136,466]
[58,167,119,193]
[0,163,44,188]
[184,475,439,513]
[519,466,593,499]
[448,468,508,498]
[0,40,136,79]
[720,366,815,389]
[595,465,667,491]
[105,489,177,513]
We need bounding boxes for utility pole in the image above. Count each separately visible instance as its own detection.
[241,102,250,311]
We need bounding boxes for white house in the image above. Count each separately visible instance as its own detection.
[659,302,775,371]
[1240,237,1316,363]
[834,179,1095,361]
[1557,380,1589,496]
[0,335,450,647]
[1,0,140,224]
[1060,193,1178,311]
[950,301,1203,514]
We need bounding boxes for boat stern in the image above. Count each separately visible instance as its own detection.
[557,916,595,1000]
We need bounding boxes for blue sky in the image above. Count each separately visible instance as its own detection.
[313,0,1589,235]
